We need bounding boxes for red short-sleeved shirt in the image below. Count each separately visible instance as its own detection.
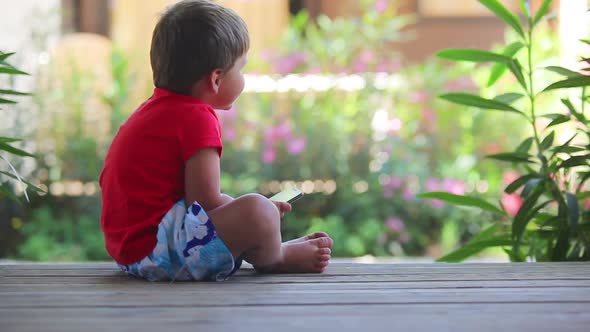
[99,88,223,265]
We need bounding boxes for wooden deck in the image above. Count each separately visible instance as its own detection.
[1,262,589,332]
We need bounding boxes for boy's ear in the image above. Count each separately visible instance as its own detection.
[208,69,224,94]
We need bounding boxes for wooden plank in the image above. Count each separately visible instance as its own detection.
[2,286,589,308]
[1,303,589,332]
[1,262,589,332]
[3,263,590,285]
[3,278,589,291]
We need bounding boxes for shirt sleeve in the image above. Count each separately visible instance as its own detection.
[178,106,223,161]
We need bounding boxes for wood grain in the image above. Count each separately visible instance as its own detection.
[1,262,589,332]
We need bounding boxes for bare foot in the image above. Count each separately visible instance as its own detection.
[285,232,331,245]
[257,237,333,274]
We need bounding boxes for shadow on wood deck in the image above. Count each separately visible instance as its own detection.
[1,262,589,332]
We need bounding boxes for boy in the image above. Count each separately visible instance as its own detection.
[99,0,333,281]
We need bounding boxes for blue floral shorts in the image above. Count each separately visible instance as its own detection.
[118,200,242,282]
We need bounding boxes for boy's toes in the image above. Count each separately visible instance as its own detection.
[318,254,331,262]
[310,236,333,249]
[315,260,329,269]
[309,231,329,239]
[318,247,331,255]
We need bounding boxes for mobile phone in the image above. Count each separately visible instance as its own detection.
[269,188,304,204]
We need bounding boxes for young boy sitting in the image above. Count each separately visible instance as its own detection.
[99,0,333,281]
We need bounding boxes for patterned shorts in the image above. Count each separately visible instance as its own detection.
[118,200,242,282]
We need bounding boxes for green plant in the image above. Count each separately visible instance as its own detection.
[420,0,590,262]
[255,0,413,74]
[0,51,42,202]
[18,205,109,261]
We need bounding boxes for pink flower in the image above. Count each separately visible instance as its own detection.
[224,127,236,141]
[374,0,388,13]
[388,117,402,132]
[422,108,436,122]
[275,122,292,139]
[429,199,445,209]
[375,59,401,73]
[502,170,520,185]
[501,192,523,217]
[305,65,322,74]
[223,106,238,120]
[287,137,306,155]
[402,188,414,200]
[274,52,307,75]
[386,176,403,189]
[410,91,429,103]
[425,178,439,192]
[262,147,276,164]
[352,50,374,73]
[386,217,405,232]
[443,179,465,195]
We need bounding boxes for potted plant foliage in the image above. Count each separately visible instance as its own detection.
[420,0,590,262]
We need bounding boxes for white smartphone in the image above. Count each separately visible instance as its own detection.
[269,188,304,204]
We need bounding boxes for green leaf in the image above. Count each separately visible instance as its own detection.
[565,191,579,228]
[440,93,524,115]
[0,97,16,104]
[522,178,542,198]
[0,171,45,193]
[0,66,29,75]
[0,136,22,143]
[493,93,525,104]
[505,174,540,194]
[558,155,590,169]
[551,226,570,261]
[436,48,511,63]
[0,142,35,157]
[515,137,534,153]
[540,131,555,150]
[577,191,590,200]
[0,182,22,204]
[546,66,582,78]
[507,59,528,90]
[436,236,512,262]
[0,52,15,62]
[0,89,31,96]
[518,0,529,16]
[486,152,533,163]
[487,42,525,87]
[479,0,525,37]
[533,0,553,26]
[418,191,506,215]
[580,39,590,46]
[561,98,586,123]
[577,172,590,193]
[543,76,590,92]
[542,113,570,128]
[512,185,545,244]
[551,145,585,154]
[533,213,557,227]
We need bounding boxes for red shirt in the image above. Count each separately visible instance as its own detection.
[99,88,223,265]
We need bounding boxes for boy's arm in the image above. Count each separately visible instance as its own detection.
[185,147,233,211]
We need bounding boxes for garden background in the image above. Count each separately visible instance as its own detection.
[1,0,588,262]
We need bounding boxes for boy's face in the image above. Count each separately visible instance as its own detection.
[213,54,247,110]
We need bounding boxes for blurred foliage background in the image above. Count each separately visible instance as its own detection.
[0,0,586,261]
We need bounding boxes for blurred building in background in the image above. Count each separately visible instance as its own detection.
[57,0,574,62]
[2,0,586,92]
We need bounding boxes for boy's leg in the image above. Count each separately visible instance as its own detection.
[207,193,333,273]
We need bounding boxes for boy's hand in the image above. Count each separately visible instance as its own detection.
[271,201,292,219]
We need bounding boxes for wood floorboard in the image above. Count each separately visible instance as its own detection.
[1,262,589,332]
